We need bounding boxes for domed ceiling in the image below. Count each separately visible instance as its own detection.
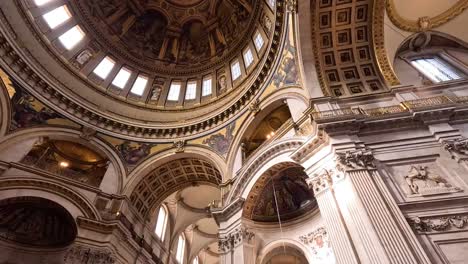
[0,0,284,140]
[75,0,255,73]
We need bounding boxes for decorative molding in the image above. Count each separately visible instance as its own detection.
[335,149,375,171]
[443,137,468,158]
[291,130,325,162]
[386,0,468,32]
[212,198,245,225]
[173,140,185,153]
[403,165,462,196]
[218,225,255,254]
[373,0,401,86]
[64,244,116,264]
[307,170,333,195]
[408,214,468,233]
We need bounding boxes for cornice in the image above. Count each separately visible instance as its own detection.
[386,0,468,33]
[0,1,288,142]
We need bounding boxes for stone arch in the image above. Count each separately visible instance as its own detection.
[0,179,99,220]
[125,148,224,220]
[226,137,304,204]
[0,127,126,194]
[0,196,79,264]
[257,239,312,264]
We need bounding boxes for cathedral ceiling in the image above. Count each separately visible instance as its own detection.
[310,0,398,97]
[130,158,221,217]
[0,0,287,141]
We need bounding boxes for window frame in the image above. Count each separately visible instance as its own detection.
[176,234,186,264]
[231,60,242,81]
[168,81,182,101]
[202,76,213,97]
[407,54,465,83]
[154,205,168,241]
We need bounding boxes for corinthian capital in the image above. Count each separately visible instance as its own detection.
[335,149,375,171]
[307,169,334,194]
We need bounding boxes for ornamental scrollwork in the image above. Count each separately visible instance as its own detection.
[408,215,468,233]
[218,226,255,254]
[335,150,375,171]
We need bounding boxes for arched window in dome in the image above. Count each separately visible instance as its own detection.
[202,76,212,96]
[130,75,149,96]
[168,82,182,101]
[155,205,168,241]
[58,25,85,50]
[254,31,265,51]
[112,67,132,89]
[34,0,52,6]
[231,60,242,81]
[244,48,254,68]
[185,81,197,100]
[42,5,71,29]
[176,233,186,264]
[93,56,115,79]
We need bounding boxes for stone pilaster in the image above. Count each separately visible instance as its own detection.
[307,169,359,264]
[218,225,255,264]
[333,150,431,264]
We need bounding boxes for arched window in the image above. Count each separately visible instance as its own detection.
[176,234,186,264]
[192,256,199,264]
[155,206,168,241]
[410,57,462,83]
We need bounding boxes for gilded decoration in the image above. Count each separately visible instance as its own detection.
[385,0,468,32]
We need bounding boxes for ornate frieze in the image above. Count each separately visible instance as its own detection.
[335,149,375,171]
[307,170,333,194]
[64,245,115,264]
[408,215,468,233]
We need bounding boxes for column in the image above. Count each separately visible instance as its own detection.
[333,149,431,264]
[307,170,360,264]
[218,224,255,264]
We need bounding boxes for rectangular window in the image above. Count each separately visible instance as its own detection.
[202,77,212,96]
[155,207,167,240]
[43,5,71,29]
[112,67,132,89]
[168,82,181,101]
[185,81,197,100]
[231,61,241,81]
[58,25,85,50]
[254,32,264,51]
[176,235,186,264]
[93,56,115,79]
[411,57,462,83]
[35,0,52,6]
[130,75,148,95]
[243,48,254,68]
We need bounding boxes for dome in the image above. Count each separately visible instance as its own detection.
[5,0,285,141]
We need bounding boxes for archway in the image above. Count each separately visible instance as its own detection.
[261,245,308,264]
[0,196,77,264]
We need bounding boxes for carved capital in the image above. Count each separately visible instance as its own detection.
[218,225,255,253]
[307,170,334,194]
[335,150,375,171]
[173,140,185,153]
[285,0,297,13]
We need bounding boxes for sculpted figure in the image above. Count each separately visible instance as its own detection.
[405,166,448,194]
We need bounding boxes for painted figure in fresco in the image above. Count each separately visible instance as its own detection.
[11,89,60,128]
[202,122,235,155]
[116,141,152,165]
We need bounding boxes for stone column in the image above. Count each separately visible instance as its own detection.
[218,225,255,264]
[332,150,431,264]
[307,170,360,264]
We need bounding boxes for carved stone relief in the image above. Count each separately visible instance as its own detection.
[218,226,255,254]
[444,137,468,160]
[402,165,461,197]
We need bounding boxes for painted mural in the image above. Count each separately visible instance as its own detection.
[299,227,336,264]
[262,18,301,99]
[201,122,235,157]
